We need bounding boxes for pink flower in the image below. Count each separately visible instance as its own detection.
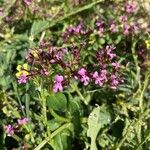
[5,124,14,136]
[123,24,130,35]
[53,75,64,93]
[106,45,116,60]
[110,23,118,33]
[17,118,29,125]
[120,15,127,22]
[131,23,139,34]
[125,1,138,13]
[92,71,103,86]
[18,74,28,84]
[96,21,105,37]
[110,74,119,89]
[24,0,32,5]
[77,68,90,86]
[112,62,120,69]
[92,70,107,86]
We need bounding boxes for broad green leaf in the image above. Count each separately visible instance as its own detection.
[47,93,67,112]
[87,105,111,150]
[30,20,49,38]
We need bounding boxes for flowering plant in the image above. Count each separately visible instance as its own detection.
[0,0,150,149]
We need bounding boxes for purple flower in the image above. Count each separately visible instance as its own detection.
[100,69,107,81]
[92,70,107,86]
[5,124,14,136]
[76,68,90,86]
[17,118,29,125]
[73,24,82,34]
[92,71,103,86]
[18,74,28,84]
[53,75,64,93]
[106,45,116,60]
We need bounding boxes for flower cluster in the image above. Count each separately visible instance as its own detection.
[62,23,91,42]
[5,117,28,136]
[17,40,123,91]
[73,45,122,89]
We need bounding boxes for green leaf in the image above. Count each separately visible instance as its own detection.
[115,35,122,44]
[47,119,62,131]
[47,93,67,112]
[30,20,49,38]
[67,97,81,136]
[87,105,111,150]
[50,129,71,150]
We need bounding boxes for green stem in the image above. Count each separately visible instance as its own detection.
[40,90,50,138]
[12,83,26,116]
[70,84,88,105]
[139,74,150,113]
[34,123,71,150]
[114,109,150,150]
[12,134,22,142]
[131,41,141,91]
[131,40,142,143]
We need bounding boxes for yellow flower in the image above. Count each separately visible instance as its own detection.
[16,64,29,77]
[145,39,150,49]
[31,50,38,58]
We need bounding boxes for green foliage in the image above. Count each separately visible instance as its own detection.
[0,0,150,150]
[47,93,67,112]
[87,105,111,150]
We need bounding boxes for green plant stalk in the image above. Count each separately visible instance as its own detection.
[134,132,150,150]
[25,93,35,143]
[114,109,150,150]
[70,83,88,105]
[131,41,141,92]
[34,123,71,150]
[12,83,26,116]
[40,90,50,138]
[49,108,70,122]
[12,134,22,142]
[136,73,150,146]
[131,40,143,144]
[139,74,150,113]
